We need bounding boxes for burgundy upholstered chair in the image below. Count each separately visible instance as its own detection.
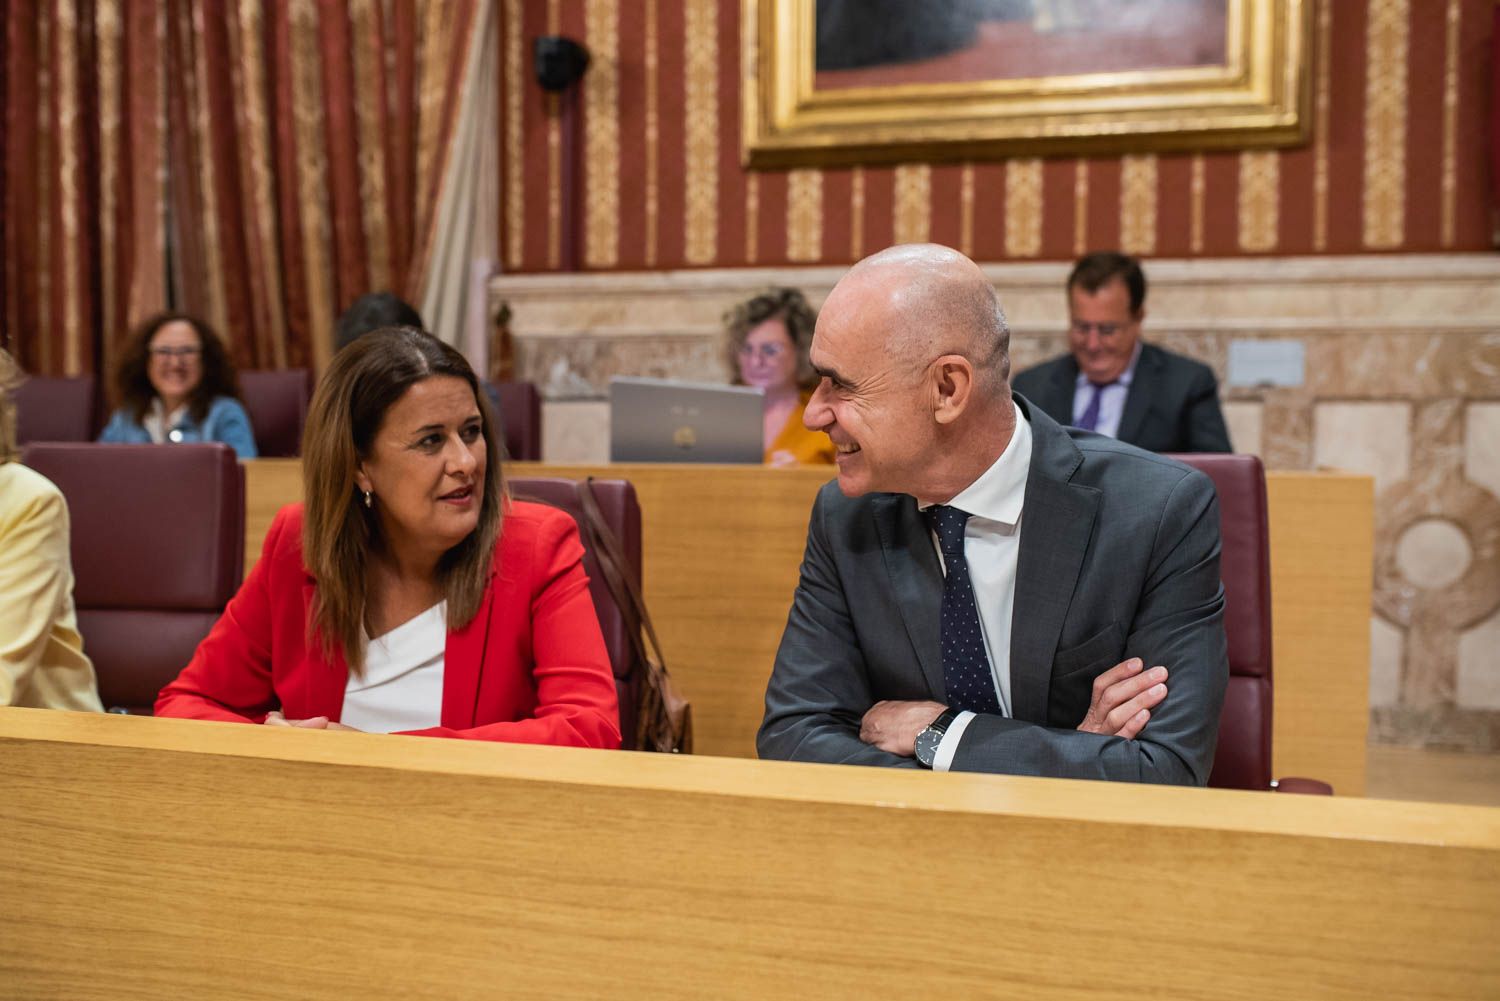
[485,380,543,461]
[238,369,313,457]
[509,477,642,748]
[21,443,245,714]
[14,374,96,445]
[1168,453,1332,794]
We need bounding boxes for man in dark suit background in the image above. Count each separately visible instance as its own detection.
[758,244,1227,784]
[1012,252,1232,454]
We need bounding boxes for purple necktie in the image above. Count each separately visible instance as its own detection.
[1075,380,1116,432]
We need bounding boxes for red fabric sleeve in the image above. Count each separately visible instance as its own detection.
[153,506,293,724]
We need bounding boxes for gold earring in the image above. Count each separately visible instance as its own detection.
[363,490,373,509]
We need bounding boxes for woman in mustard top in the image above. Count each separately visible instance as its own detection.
[723,288,834,467]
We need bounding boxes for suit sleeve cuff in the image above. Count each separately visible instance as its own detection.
[931,711,975,772]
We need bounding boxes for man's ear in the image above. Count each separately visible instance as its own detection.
[932,355,974,426]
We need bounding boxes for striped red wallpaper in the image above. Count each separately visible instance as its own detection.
[499,0,1496,273]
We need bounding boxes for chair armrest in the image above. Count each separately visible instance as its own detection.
[1271,777,1335,795]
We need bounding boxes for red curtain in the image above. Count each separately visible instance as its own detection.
[1,0,483,378]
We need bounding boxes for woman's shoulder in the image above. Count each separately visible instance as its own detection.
[0,461,65,516]
[260,502,308,566]
[500,499,579,539]
[206,395,251,418]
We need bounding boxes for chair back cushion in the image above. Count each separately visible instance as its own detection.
[509,477,641,746]
[21,443,246,713]
[1168,453,1272,790]
[239,369,312,457]
[485,380,542,461]
[14,375,96,444]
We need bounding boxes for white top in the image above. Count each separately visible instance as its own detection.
[142,398,189,444]
[341,601,447,734]
[1069,341,1143,439]
[917,401,1034,772]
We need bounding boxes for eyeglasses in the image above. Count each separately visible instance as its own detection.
[149,346,203,360]
[1069,321,1125,338]
[738,343,787,361]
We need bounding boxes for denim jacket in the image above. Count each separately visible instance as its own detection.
[99,395,258,459]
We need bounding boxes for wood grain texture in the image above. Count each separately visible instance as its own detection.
[1267,472,1375,794]
[244,462,1374,789]
[2,708,1497,1000]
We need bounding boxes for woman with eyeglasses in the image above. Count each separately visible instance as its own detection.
[722,288,834,467]
[156,327,620,747]
[98,313,258,458]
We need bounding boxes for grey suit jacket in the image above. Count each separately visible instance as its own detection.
[757,395,1229,785]
[1011,342,1232,454]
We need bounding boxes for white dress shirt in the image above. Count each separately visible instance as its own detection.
[341,601,446,733]
[1069,341,1143,439]
[918,401,1033,771]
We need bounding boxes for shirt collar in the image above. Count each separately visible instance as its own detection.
[1073,339,1144,390]
[918,399,1031,528]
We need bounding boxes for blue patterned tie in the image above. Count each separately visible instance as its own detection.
[1075,380,1116,432]
[926,505,1001,715]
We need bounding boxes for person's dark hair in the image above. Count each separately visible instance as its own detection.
[722,287,819,391]
[301,327,504,675]
[113,313,240,424]
[1067,252,1147,315]
[335,292,424,351]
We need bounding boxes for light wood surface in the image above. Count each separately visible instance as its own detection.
[244,460,1373,792]
[2,708,1495,1000]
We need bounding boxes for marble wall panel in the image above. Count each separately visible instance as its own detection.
[541,400,610,463]
[1466,403,1500,499]
[1223,401,1264,458]
[1313,402,1412,494]
[1457,610,1500,711]
[1370,615,1404,709]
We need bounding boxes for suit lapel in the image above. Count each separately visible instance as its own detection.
[443,580,494,729]
[1009,404,1100,724]
[1115,343,1159,446]
[873,495,946,699]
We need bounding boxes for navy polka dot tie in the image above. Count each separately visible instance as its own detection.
[926,505,1001,715]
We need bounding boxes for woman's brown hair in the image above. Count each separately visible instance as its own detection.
[722,287,820,391]
[112,312,241,423]
[301,327,505,674]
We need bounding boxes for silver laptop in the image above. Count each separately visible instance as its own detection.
[609,376,765,463]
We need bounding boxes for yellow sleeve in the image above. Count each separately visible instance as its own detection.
[0,483,75,706]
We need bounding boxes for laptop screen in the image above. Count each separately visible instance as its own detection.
[609,377,765,463]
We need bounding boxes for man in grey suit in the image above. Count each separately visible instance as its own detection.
[758,244,1228,784]
[1012,252,1232,454]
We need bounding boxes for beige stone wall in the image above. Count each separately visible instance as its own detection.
[490,254,1500,751]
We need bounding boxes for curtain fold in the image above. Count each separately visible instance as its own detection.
[2,0,487,377]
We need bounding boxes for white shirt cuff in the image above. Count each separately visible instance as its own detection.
[931,711,976,772]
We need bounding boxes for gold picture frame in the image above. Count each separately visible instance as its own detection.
[742,0,1312,167]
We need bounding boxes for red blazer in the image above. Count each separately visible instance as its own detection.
[157,501,621,748]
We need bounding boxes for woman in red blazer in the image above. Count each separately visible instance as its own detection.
[157,328,620,748]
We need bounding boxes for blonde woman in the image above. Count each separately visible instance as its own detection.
[157,328,619,745]
[0,349,103,711]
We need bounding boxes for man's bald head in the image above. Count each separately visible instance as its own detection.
[823,244,1011,390]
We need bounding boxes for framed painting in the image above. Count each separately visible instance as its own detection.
[742,0,1311,167]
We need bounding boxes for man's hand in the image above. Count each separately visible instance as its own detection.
[859,700,947,757]
[1076,659,1168,739]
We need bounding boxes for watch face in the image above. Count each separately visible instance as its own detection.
[915,728,939,766]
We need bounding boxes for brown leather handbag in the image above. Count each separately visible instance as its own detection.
[574,478,693,753]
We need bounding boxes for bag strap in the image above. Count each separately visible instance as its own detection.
[573,478,668,670]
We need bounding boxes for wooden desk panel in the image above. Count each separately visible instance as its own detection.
[244,461,1372,792]
[1,709,1494,1000]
